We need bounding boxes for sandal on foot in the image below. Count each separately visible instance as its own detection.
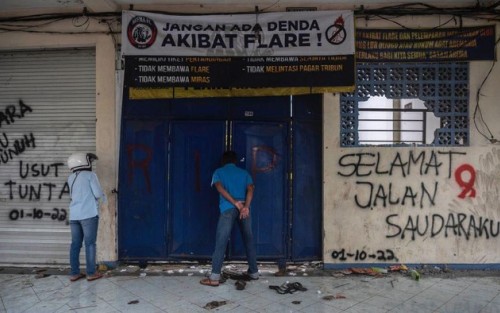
[87,273,103,281]
[242,272,259,281]
[70,273,85,282]
[200,278,219,287]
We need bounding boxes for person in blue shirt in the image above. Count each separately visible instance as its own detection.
[67,152,106,282]
[200,151,259,287]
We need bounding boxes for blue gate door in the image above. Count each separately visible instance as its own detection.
[291,95,323,260]
[230,121,288,260]
[118,120,168,259]
[168,121,226,259]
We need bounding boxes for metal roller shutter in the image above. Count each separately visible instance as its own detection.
[0,49,96,265]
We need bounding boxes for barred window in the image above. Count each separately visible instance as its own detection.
[340,63,469,147]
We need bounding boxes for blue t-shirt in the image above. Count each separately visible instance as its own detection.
[68,170,105,221]
[211,163,253,213]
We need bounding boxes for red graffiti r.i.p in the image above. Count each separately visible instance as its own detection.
[126,144,152,193]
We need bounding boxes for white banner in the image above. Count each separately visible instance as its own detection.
[122,10,354,57]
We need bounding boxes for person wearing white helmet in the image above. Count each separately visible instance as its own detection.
[67,152,106,282]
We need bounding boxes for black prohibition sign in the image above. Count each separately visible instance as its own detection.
[326,23,347,45]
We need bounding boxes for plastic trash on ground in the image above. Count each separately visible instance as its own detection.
[410,269,420,281]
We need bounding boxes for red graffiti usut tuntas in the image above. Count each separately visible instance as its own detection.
[455,163,476,199]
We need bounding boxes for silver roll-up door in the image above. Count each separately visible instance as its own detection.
[0,49,96,265]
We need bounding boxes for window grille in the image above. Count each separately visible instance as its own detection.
[340,63,469,147]
[358,107,430,145]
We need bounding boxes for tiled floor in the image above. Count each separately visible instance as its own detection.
[1,267,500,313]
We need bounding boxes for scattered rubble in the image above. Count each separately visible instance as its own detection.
[322,294,346,300]
[1,261,498,281]
[203,300,227,310]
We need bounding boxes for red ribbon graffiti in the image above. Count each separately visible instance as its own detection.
[454,163,476,199]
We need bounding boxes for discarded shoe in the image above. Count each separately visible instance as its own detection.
[269,282,307,294]
[291,282,307,291]
[235,280,246,290]
[269,282,296,294]
[200,277,220,287]
[70,273,85,282]
[86,272,103,281]
[269,284,289,294]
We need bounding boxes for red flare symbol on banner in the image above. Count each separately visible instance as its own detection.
[334,15,345,26]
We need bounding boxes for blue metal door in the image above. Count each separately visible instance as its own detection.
[168,121,226,259]
[118,120,168,259]
[292,95,323,260]
[118,95,322,262]
[230,121,288,260]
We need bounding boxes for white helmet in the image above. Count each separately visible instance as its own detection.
[67,152,98,172]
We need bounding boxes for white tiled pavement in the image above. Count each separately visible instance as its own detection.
[1,265,500,313]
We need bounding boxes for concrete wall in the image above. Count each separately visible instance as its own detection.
[323,17,500,268]
[1,8,499,267]
[0,19,119,262]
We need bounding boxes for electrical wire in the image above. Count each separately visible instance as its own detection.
[473,37,500,143]
[0,27,119,34]
[258,0,281,13]
[72,15,90,28]
[474,62,495,140]
[362,15,457,30]
[0,13,120,35]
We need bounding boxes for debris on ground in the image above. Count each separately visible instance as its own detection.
[269,281,307,294]
[322,293,346,301]
[128,300,139,305]
[34,268,46,274]
[389,264,408,272]
[348,268,383,276]
[273,261,323,277]
[235,280,246,290]
[35,273,50,279]
[1,261,488,283]
[410,269,420,281]
[203,300,227,310]
[371,267,388,274]
[122,265,141,273]
[333,283,350,289]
